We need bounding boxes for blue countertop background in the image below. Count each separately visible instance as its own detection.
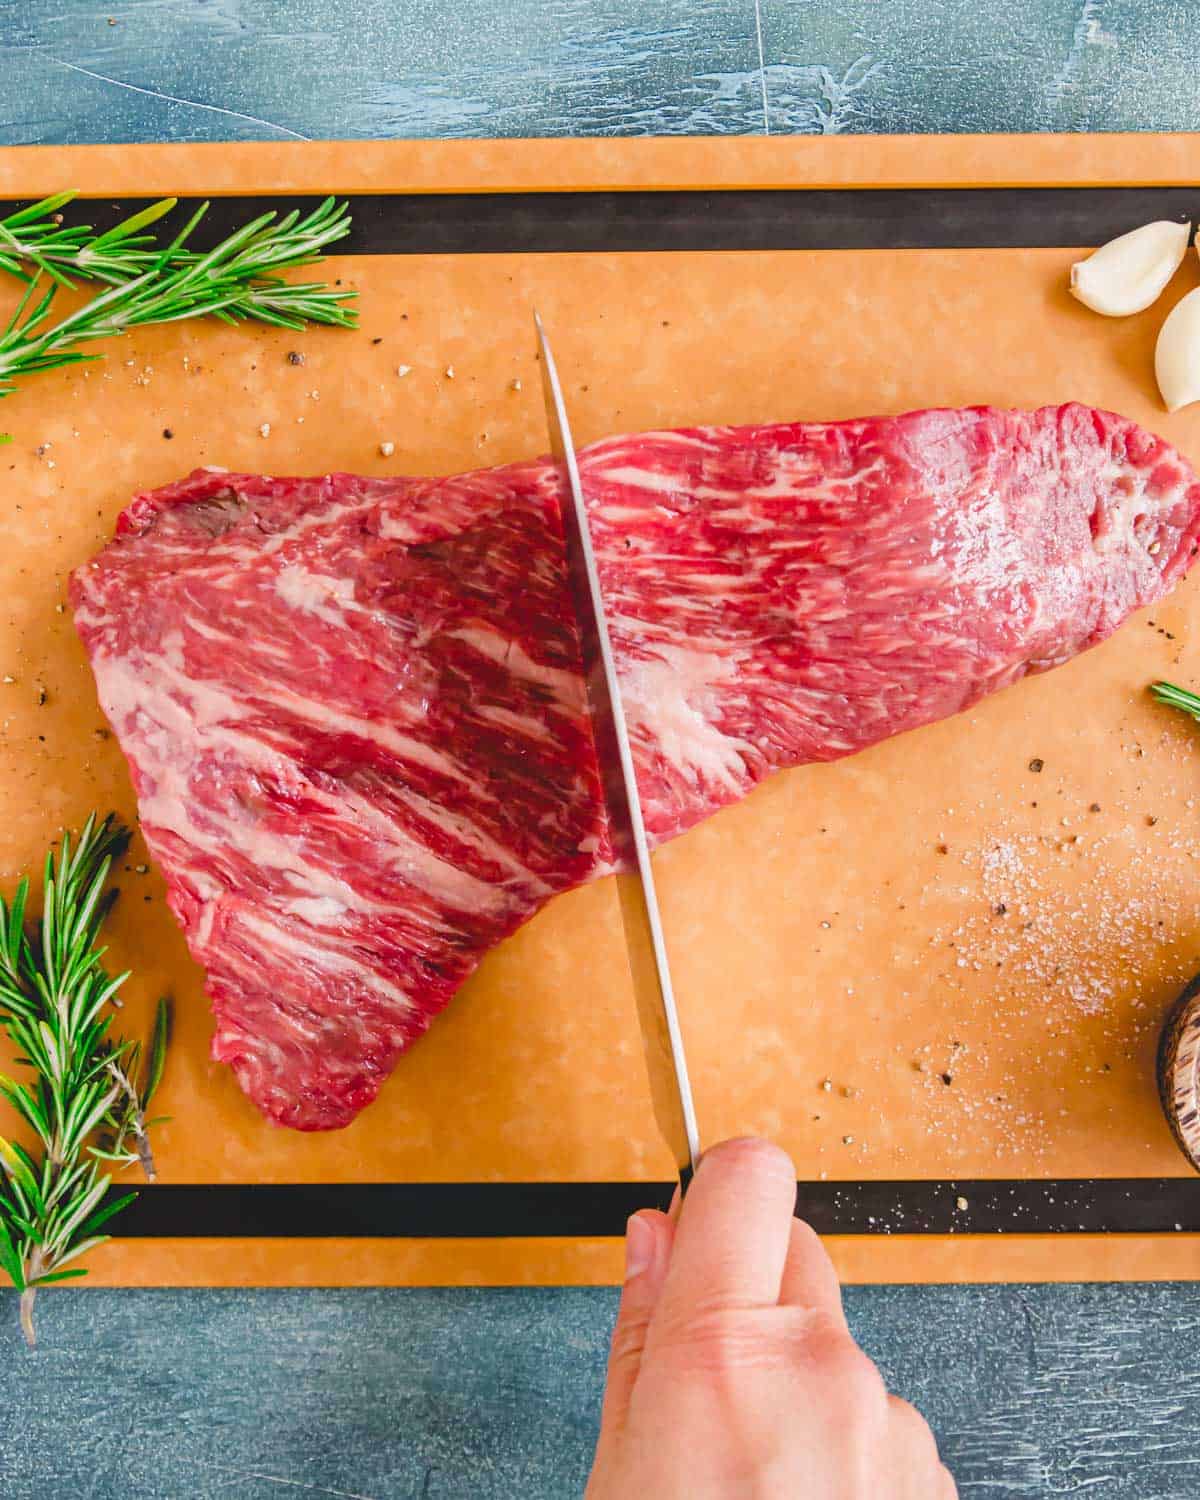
[4,2,1200,1496]
[2,0,1199,141]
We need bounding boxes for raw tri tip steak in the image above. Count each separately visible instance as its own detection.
[71,404,1200,1130]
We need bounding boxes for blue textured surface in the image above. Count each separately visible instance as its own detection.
[3,1283,1200,1499]
[1,0,1198,143]
[4,3,1200,1497]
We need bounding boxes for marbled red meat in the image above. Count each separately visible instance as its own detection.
[70,404,1200,1129]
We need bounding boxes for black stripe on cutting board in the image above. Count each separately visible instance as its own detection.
[2,187,1198,255]
[110,1178,1200,1238]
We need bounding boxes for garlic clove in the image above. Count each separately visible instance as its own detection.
[1070,219,1190,317]
[1155,287,1200,412]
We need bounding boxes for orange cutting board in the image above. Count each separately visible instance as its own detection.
[2,136,1200,1284]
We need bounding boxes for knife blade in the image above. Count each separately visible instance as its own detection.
[535,311,701,1191]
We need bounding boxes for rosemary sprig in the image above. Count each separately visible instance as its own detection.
[0,814,168,1346]
[0,192,179,287]
[0,193,357,397]
[1151,680,1200,722]
[0,191,356,310]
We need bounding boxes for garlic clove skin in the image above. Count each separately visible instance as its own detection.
[1070,220,1190,317]
[1155,287,1200,413]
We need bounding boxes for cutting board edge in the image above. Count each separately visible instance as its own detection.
[78,1233,1200,1286]
[5,133,1200,199]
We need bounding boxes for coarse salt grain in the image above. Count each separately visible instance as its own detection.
[379,441,395,457]
[259,423,271,438]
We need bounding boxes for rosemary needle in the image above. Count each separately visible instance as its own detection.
[0,193,357,397]
[0,815,168,1346]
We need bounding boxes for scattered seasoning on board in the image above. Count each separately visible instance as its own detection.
[1028,758,1044,773]
[956,1196,969,1212]
[287,351,305,365]
[162,428,174,440]
[33,684,46,706]
[379,441,395,457]
[258,423,271,438]
[397,365,412,378]
[134,864,149,875]
[444,366,455,380]
[510,378,522,391]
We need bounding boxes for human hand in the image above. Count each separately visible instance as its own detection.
[586,1138,956,1499]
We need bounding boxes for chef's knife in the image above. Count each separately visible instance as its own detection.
[534,311,702,1193]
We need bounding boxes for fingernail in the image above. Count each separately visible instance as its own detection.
[624,1213,654,1280]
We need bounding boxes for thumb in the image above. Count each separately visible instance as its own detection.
[597,1210,674,1436]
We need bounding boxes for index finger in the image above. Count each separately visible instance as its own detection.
[652,1137,798,1327]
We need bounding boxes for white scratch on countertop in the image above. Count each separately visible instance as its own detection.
[210,1464,377,1499]
[44,57,311,139]
[812,57,882,135]
[752,0,770,134]
[1049,1,1117,101]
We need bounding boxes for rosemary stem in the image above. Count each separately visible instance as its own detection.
[108,1059,157,1183]
[19,1247,45,1348]
[135,1124,156,1185]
